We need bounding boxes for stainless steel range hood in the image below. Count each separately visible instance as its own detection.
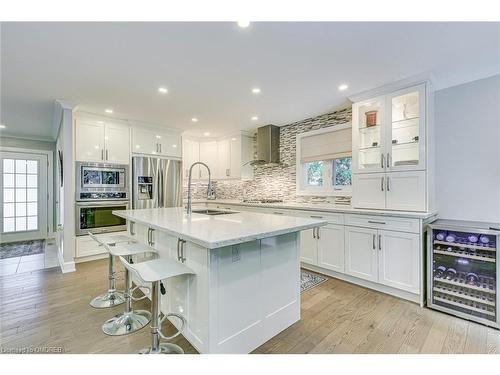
[249,125,280,166]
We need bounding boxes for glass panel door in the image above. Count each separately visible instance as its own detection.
[388,84,425,170]
[354,97,385,173]
[0,152,47,242]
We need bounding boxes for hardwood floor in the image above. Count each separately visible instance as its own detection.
[1,259,499,354]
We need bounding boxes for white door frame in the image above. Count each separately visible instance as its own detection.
[0,146,54,242]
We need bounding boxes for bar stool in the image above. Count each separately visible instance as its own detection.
[101,242,155,336]
[119,256,195,354]
[88,232,136,309]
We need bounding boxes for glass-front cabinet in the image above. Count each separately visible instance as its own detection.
[387,84,426,170]
[352,83,426,173]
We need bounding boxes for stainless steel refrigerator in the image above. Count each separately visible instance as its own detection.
[132,156,182,209]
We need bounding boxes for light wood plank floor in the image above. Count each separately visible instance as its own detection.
[1,259,499,354]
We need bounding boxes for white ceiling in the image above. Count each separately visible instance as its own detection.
[1,22,499,140]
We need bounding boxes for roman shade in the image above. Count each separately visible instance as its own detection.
[300,127,352,163]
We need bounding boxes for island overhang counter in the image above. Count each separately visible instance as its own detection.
[113,207,327,354]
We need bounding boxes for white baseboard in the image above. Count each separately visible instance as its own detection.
[301,263,422,306]
[57,248,76,273]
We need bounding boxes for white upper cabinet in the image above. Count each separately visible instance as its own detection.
[75,118,130,164]
[183,133,254,181]
[386,84,426,172]
[132,127,181,158]
[351,81,431,212]
[105,122,131,164]
[182,139,200,180]
[199,141,218,180]
[352,96,386,174]
[75,120,105,162]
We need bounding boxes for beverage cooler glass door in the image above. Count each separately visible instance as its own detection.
[428,223,499,328]
[387,84,426,171]
[352,96,385,174]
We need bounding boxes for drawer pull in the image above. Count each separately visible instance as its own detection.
[372,234,376,250]
[273,211,284,215]
[368,220,386,225]
[310,215,323,219]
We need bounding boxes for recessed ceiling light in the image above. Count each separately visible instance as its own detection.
[203,132,211,137]
[105,109,113,114]
[237,21,250,28]
[251,88,261,94]
[251,116,259,121]
[338,84,349,91]
[158,87,168,94]
[0,124,6,129]
[191,118,199,123]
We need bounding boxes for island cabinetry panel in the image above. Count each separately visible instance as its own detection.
[125,221,301,354]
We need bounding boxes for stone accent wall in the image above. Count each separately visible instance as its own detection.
[184,106,352,202]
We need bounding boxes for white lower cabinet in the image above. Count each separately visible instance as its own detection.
[317,225,344,273]
[378,230,420,293]
[299,228,317,265]
[344,226,378,282]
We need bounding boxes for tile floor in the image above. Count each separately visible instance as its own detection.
[0,239,59,276]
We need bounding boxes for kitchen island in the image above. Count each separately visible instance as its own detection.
[113,207,327,354]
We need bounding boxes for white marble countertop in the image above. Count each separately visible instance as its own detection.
[194,199,437,219]
[113,207,327,249]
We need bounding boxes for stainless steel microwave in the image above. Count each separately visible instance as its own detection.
[76,162,128,201]
[76,201,128,236]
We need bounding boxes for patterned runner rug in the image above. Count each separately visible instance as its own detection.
[0,239,46,259]
[301,269,327,293]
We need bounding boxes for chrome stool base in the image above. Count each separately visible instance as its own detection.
[102,310,151,336]
[139,343,184,354]
[90,291,125,309]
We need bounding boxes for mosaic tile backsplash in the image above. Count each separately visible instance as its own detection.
[183,106,352,202]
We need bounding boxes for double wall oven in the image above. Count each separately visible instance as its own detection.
[75,162,130,236]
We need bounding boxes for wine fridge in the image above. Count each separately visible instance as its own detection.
[427,219,500,328]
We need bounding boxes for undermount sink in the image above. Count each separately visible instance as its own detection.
[191,209,237,216]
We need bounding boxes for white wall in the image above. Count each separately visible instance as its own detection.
[435,74,500,223]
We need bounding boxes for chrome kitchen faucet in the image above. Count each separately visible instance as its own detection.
[186,162,215,215]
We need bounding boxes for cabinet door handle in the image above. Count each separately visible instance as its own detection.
[381,176,385,191]
[273,211,283,215]
[312,228,316,239]
[380,154,385,168]
[147,228,151,245]
[386,153,391,168]
[159,143,162,153]
[177,238,182,261]
[226,168,230,177]
[317,228,320,239]
[368,220,386,225]
[130,221,135,236]
[386,176,390,191]
[310,215,323,219]
[378,234,382,250]
[101,149,104,160]
[372,234,376,250]
[105,149,108,161]
[180,240,187,263]
[149,228,155,246]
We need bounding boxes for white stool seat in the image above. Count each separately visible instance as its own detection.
[127,258,195,283]
[108,242,156,257]
[91,233,136,246]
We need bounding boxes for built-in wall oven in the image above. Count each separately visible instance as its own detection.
[75,161,130,236]
[76,201,129,236]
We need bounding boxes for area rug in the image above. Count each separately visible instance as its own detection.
[301,270,328,293]
[0,239,46,259]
